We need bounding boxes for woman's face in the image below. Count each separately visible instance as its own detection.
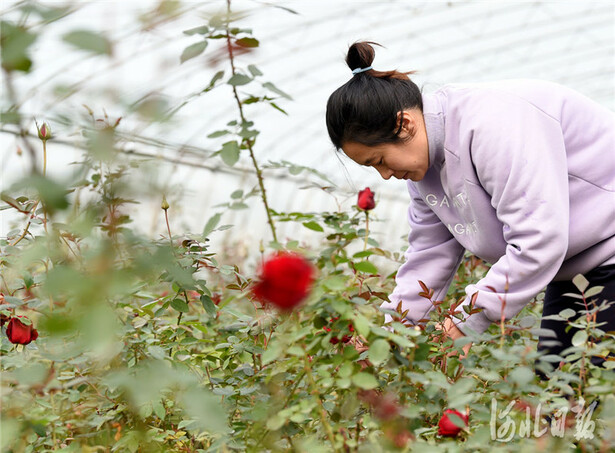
[342,109,430,182]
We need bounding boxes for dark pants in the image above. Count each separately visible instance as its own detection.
[535,263,615,379]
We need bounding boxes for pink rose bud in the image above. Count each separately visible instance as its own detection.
[37,122,51,141]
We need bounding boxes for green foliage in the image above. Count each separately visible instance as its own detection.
[62,30,112,56]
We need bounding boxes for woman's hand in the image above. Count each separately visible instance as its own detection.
[441,318,472,358]
[348,335,372,369]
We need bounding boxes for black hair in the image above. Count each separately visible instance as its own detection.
[325,41,423,149]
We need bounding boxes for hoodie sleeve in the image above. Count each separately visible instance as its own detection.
[453,93,569,334]
[381,182,465,325]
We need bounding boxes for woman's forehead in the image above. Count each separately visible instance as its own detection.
[342,142,378,165]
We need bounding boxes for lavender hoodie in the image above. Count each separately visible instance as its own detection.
[381,79,615,334]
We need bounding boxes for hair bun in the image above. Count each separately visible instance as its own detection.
[346,41,379,72]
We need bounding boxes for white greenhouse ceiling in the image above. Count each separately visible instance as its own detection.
[2,1,614,247]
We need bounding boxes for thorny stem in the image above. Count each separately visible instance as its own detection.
[499,277,509,349]
[204,365,214,390]
[41,139,48,233]
[50,391,57,449]
[295,312,339,452]
[355,418,362,453]
[225,0,277,243]
[304,353,339,452]
[10,137,50,246]
[577,290,595,395]
[9,202,38,246]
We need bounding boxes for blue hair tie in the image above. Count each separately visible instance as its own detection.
[352,66,372,75]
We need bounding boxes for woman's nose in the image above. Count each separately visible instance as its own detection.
[377,167,393,180]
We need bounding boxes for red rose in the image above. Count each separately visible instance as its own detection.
[251,252,314,311]
[357,188,376,210]
[6,316,39,345]
[437,409,469,437]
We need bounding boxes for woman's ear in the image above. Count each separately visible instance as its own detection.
[396,110,416,138]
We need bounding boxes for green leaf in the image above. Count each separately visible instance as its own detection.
[230,202,248,210]
[205,71,224,91]
[262,340,283,365]
[558,308,576,319]
[322,275,346,291]
[171,298,189,313]
[220,141,240,166]
[203,212,222,237]
[352,372,378,389]
[1,21,37,72]
[180,40,208,63]
[200,295,217,316]
[353,261,378,274]
[181,388,229,434]
[15,175,69,214]
[62,30,112,56]
[447,412,468,429]
[353,250,374,258]
[263,81,292,100]
[572,274,589,293]
[248,64,262,77]
[352,314,370,338]
[207,130,229,138]
[302,221,323,232]
[183,25,209,35]
[571,330,588,347]
[585,286,604,298]
[235,37,259,48]
[508,366,534,387]
[266,414,286,431]
[368,339,390,366]
[228,74,252,86]
[269,102,287,115]
[230,190,243,199]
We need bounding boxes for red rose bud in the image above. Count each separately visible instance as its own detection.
[251,252,314,311]
[6,316,39,345]
[357,187,376,211]
[37,122,51,141]
[437,409,469,437]
[374,393,401,421]
[390,428,413,448]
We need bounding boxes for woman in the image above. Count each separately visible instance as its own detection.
[326,41,615,373]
